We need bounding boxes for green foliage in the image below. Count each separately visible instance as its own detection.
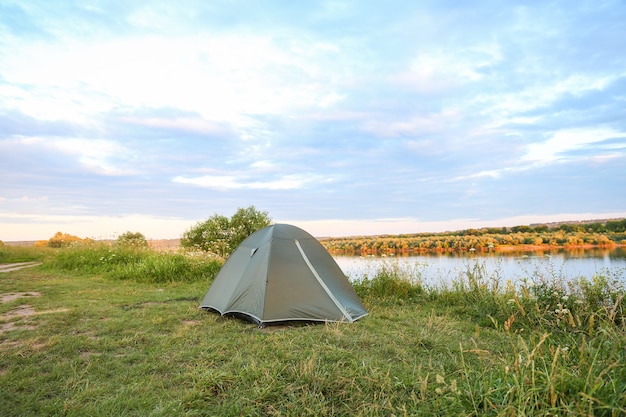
[42,242,222,283]
[229,206,273,247]
[181,205,272,257]
[607,219,626,232]
[354,263,424,304]
[322,218,626,255]
[115,231,148,248]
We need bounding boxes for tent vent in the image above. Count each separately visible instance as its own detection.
[250,247,258,257]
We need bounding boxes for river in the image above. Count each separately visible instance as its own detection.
[333,247,626,287]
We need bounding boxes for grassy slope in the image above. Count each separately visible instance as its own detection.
[1,254,625,416]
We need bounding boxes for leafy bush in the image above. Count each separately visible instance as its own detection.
[181,205,272,257]
[46,231,90,248]
[116,231,148,248]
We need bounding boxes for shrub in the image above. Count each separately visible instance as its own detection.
[116,231,148,248]
[46,231,89,248]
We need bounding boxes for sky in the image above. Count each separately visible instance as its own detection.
[1,0,625,241]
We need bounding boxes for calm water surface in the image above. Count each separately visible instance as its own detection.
[333,247,626,286]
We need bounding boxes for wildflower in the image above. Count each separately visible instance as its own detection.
[574,300,584,305]
[507,298,516,305]
[561,295,569,301]
[450,379,459,394]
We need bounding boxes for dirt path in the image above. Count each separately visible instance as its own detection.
[0,262,42,273]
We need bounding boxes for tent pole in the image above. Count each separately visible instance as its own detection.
[294,240,353,323]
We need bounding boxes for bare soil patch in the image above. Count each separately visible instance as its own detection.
[0,321,37,335]
[1,292,42,303]
[0,291,69,336]
[2,305,36,319]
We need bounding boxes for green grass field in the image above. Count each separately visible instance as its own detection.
[1,245,624,416]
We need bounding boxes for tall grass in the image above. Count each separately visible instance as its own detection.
[42,242,222,283]
[353,259,626,415]
[0,245,50,263]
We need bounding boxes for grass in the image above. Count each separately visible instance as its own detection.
[0,244,50,263]
[1,245,625,416]
[41,242,222,283]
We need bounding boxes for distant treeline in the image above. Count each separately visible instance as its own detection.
[320,219,626,255]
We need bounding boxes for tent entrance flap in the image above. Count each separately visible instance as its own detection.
[294,239,353,322]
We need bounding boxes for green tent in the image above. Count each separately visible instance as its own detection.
[200,224,367,325]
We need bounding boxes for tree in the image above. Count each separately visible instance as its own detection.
[181,206,272,257]
[229,206,274,248]
[116,231,148,248]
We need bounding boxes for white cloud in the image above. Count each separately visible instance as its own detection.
[523,128,625,163]
[475,73,623,120]
[390,43,502,94]
[172,174,311,190]
[249,160,279,171]
[11,137,136,176]
[364,109,461,138]
[1,32,348,126]
[122,116,230,136]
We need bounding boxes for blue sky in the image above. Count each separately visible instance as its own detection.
[1,0,625,240]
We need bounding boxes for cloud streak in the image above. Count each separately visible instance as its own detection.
[172,174,316,191]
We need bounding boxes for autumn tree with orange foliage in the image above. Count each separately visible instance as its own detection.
[45,232,90,248]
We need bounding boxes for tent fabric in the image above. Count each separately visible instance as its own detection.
[200,223,368,325]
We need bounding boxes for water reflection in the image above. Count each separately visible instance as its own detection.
[333,247,626,286]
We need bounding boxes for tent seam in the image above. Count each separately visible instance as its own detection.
[294,239,353,323]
